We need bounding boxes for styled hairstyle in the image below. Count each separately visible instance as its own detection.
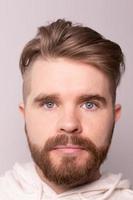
[19,19,125,103]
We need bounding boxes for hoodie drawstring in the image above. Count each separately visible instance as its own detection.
[99,174,122,200]
[76,174,122,200]
[37,183,44,200]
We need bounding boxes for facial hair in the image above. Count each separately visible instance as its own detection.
[25,124,114,188]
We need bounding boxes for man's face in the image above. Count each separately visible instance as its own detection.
[20,58,121,188]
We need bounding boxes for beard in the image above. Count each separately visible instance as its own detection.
[25,125,114,188]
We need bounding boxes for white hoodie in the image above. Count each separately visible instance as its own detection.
[0,162,133,200]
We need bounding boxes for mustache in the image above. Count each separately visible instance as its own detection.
[25,122,110,166]
[43,134,100,159]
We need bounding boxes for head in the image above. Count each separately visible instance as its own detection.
[19,19,124,192]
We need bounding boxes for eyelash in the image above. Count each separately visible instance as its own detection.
[40,101,56,109]
[81,101,99,111]
[40,101,99,111]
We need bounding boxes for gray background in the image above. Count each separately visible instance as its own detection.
[0,0,133,184]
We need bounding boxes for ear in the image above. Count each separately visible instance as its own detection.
[19,102,25,117]
[114,104,121,122]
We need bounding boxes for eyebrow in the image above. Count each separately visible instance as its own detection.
[32,93,107,106]
[77,94,107,105]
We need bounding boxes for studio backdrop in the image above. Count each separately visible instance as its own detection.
[0,0,133,184]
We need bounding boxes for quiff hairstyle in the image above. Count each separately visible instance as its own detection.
[19,19,125,103]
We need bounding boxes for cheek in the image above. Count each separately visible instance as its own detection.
[82,110,114,147]
[25,110,58,146]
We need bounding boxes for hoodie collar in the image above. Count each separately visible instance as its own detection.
[11,162,131,200]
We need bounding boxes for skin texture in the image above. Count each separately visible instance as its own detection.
[19,58,121,193]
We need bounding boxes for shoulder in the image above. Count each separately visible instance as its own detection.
[0,162,39,200]
[104,173,133,200]
[109,188,133,200]
[0,167,15,200]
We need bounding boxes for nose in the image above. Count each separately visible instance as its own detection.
[57,109,82,135]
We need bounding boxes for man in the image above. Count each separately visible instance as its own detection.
[0,19,133,199]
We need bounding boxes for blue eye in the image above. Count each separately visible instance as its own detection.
[44,102,56,109]
[82,102,97,110]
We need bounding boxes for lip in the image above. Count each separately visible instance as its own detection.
[52,145,85,154]
[53,145,85,149]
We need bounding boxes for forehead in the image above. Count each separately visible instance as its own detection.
[29,58,111,99]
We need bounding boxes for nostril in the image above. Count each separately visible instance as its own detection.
[58,114,82,134]
[71,128,79,133]
[60,127,81,134]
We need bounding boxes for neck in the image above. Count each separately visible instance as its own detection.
[35,164,101,194]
